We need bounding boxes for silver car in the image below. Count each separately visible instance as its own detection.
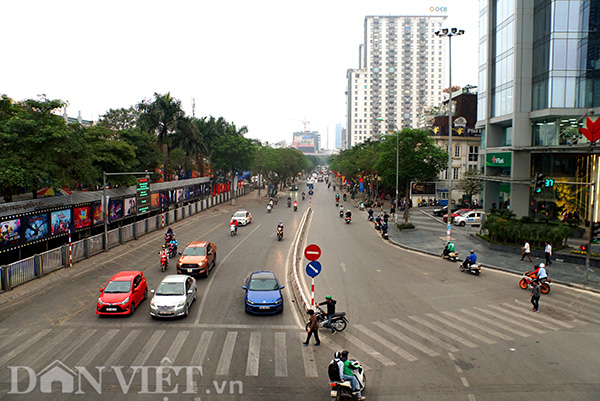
[149,274,197,318]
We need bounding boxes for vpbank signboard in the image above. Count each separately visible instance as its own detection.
[486,152,512,167]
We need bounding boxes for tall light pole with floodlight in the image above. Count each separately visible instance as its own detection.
[434,27,464,243]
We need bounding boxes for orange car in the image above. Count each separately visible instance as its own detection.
[176,241,217,278]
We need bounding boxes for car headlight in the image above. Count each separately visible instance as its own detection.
[246,299,255,305]
[119,297,130,306]
[177,301,185,307]
[97,298,105,305]
[199,261,206,266]
[274,299,282,304]
[150,299,155,307]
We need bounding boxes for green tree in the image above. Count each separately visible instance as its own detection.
[374,128,447,223]
[138,93,187,182]
[97,106,140,131]
[457,170,483,201]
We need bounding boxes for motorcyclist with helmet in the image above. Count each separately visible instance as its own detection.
[339,204,344,217]
[165,227,174,243]
[287,196,292,207]
[531,263,548,284]
[301,191,306,200]
[230,217,238,234]
[338,350,365,400]
[368,208,374,221]
[276,221,284,236]
[463,250,477,269]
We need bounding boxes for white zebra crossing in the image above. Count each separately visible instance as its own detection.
[246,332,261,376]
[459,308,532,337]
[426,313,497,345]
[355,324,417,362]
[441,311,514,341]
[0,329,51,366]
[500,303,575,328]
[486,304,560,330]
[390,318,459,352]
[409,316,479,348]
[372,321,439,357]
[472,307,546,334]
[216,331,237,376]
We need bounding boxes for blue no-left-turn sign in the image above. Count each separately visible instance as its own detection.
[306,261,322,277]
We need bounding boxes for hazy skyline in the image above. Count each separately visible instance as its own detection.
[1,0,479,150]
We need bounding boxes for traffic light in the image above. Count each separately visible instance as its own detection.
[591,221,600,242]
[534,173,545,193]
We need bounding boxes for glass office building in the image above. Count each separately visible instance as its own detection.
[477,0,600,221]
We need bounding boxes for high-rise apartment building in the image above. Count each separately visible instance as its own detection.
[346,15,447,148]
[477,0,600,219]
[335,123,343,149]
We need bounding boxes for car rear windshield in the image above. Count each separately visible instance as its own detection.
[156,282,185,295]
[183,247,205,256]
[104,280,131,293]
[249,278,279,291]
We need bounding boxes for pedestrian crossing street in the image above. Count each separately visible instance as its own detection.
[0,297,598,380]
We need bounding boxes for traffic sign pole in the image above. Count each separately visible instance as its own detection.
[311,278,315,307]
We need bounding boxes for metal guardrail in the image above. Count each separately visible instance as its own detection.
[41,248,64,274]
[1,188,250,292]
[8,256,36,287]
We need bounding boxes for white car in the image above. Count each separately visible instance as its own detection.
[231,209,252,225]
[149,275,197,318]
[453,211,486,226]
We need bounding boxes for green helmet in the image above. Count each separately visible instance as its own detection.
[325,295,332,300]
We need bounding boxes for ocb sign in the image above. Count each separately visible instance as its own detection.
[429,6,448,12]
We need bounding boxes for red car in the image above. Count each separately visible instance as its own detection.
[443,208,473,223]
[97,271,148,316]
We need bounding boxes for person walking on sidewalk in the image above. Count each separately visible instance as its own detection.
[531,281,541,312]
[521,240,532,262]
[545,242,552,265]
[303,309,320,346]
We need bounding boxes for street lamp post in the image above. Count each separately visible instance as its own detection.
[435,27,464,243]
[377,118,399,222]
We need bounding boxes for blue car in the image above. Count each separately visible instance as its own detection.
[242,271,284,314]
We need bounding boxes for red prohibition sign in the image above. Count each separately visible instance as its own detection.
[304,244,321,261]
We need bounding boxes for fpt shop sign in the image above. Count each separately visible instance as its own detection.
[429,6,448,13]
[486,152,512,167]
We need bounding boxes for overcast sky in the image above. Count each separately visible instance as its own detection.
[1,0,479,149]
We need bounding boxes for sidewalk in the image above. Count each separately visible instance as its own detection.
[385,207,600,291]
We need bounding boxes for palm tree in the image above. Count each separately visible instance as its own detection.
[138,93,186,181]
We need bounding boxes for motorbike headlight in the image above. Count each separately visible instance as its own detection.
[119,297,130,306]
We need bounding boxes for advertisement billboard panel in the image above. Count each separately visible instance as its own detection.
[24,214,49,242]
[124,197,136,217]
[51,210,71,235]
[151,193,159,209]
[0,218,21,247]
[74,206,92,229]
[93,204,103,225]
[109,199,123,222]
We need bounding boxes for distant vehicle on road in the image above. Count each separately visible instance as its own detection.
[443,208,473,223]
[176,241,217,277]
[97,271,147,316]
[150,274,197,318]
[231,209,252,225]
[242,270,284,314]
[433,205,461,217]
[290,184,298,191]
[453,211,486,226]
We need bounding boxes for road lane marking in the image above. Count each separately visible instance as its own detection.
[103,329,142,369]
[486,305,560,331]
[0,328,6,336]
[0,329,29,352]
[26,329,74,368]
[459,309,530,337]
[216,331,237,376]
[0,329,51,366]
[60,329,97,362]
[245,332,261,376]
[75,329,119,367]
[472,307,545,334]
[299,333,319,377]
[343,332,396,367]
[501,303,574,328]
[131,330,165,368]
[355,324,417,362]
[372,321,439,357]
[274,332,288,377]
[162,330,189,366]
[390,318,459,353]
[190,331,214,366]
[441,311,514,341]
[58,321,298,330]
[536,296,600,324]
[408,316,478,348]
[426,313,497,345]
[194,223,263,324]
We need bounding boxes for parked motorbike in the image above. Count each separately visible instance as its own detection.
[276,227,284,241]
[441,249,459,262]
[230,225,237,236]
[315,306,348,332]
[328,351,365,401]
[519,271,551,294]
[460,260,482,275]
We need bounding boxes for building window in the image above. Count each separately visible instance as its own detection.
[468,146,479,162]
[454,145,460,157]
[453,167,460,180]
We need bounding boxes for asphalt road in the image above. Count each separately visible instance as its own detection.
[0,181,599,400]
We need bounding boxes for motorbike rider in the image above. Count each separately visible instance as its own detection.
[335,193,340,202]
[368,208,374,221]
[339,204,344,217]
[443,241,455,257]
[287,196,292,207]
[463,250,477,268]
[276,221,284,234]
[318,295,338,333]
[338,350,365,400]
[345,210,352,220]
[383,212,390,224]
[301,191,306,200]
[165,227,174,243]
[343,193,347,201]
[531,263,548,284]
[167,236,178,255]
[230,218,238,234]
[159,245,169,267]
[293,200,298,209]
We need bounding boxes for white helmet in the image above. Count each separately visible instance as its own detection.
[538,263,545,268]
